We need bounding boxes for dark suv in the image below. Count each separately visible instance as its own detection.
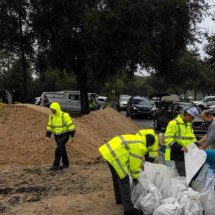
[153,101,208,140]
[127,96,154,118]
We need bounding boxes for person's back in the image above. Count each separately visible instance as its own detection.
[99,133,154,215]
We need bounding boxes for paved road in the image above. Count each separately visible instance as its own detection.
[121,111,154,128]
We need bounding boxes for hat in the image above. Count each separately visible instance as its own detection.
[186,106,199,118]
[145,134,155,148]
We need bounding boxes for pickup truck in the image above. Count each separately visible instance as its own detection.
[40,91,81,112]
[39,91,106,112]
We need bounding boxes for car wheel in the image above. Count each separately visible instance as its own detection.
[154,118,161,130]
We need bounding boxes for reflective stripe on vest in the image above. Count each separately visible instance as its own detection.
[48,113,75,135]
[106,142,127,176]
[105,136,144,178]
[165,118,193,160]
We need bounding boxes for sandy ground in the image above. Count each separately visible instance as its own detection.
[0,104,142,215]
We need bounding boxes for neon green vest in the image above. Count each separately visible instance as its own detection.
[47,112,75,135]
[164,115,196,160]
[136,129,159,158]
[99,135,147,179]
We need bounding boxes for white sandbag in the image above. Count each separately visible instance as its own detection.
[133,179,152,209]
[169,177,187,198]
[143,162,178,185]
[158,174,172,199]
[191,164,209,192]
[200,168,215,211]
[131,181,145,204]
[184,143,207,185]
[177,188,203,215]
[153,198,182,215]
[205,185,215,215]
[140,186,162,215]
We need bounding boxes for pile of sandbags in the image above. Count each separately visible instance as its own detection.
[131,162,203,215]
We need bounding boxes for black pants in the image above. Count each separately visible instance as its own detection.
[175,161,186,176]
[108,163,133,212]
[53,134,70,167]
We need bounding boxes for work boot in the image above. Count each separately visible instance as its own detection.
[124,208,143,215]
[49,165,59,171]
[59,165,69,170]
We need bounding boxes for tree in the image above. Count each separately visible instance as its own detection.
[0,0,34,102]
[28,0,207,113]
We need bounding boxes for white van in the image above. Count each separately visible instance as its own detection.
[40,91,81,112]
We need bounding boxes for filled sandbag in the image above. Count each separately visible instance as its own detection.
[177,188,203,215]
[153,197,182,215]
[191,164,209,192]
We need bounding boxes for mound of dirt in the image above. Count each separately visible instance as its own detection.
[0,104,141,168]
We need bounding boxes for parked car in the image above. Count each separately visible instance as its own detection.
[153,101,208,140]
[119,96,131,111]
[192,96,215,110]
[127,96,154,118]
[96,96,107,109]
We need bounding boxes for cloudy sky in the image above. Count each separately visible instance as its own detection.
[196,0,215,59]
[135,1,215,76]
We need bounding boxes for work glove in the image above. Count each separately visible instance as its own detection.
[45,137,50,142]
[133,178,139,186]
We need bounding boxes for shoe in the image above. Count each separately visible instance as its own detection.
[59,165,69,170]
[49,165,59,171]
[124,208,143,215]
[116,200,122,204]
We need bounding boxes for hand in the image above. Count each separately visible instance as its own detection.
[133,178,139,185]
[46,137,50,142]
[181,147,188,153]
[199,146,203,150]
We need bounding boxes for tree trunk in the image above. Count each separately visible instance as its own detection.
[75,71,90,114]
[18,5,27,103]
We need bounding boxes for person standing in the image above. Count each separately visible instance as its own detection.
[89,94,97,111]
[164,106,199,176]
[199,110,215,149]
[46,102,75,170]
[99,134,155,215]
[43,95,50,107]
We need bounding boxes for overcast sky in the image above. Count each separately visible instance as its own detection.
[136,1,215,76]
[196,0,215,59]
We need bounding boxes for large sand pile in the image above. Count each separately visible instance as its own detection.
[0,104,141,168]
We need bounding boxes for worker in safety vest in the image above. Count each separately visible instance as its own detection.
[99,134,155,215]
[136,129,159,163]
[46,102,75,170]
[89,94,97,111]
[164,106,199,176]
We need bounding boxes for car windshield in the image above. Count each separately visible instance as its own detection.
[121,97,130,101]
[133,98,151,105]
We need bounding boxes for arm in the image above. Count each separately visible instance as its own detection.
[164,120,182,151]
[46,116,53,137]
[201,124,215,149]
[198,134,207,145]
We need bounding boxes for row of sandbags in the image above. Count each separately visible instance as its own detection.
[131,162,215,215]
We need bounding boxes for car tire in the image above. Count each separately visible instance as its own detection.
[154,118,161,130]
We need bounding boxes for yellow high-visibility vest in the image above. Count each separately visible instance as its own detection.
[47,103,75,135]
[164,114,196,160]
[136,129,159,158]
[99,134,148,179]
